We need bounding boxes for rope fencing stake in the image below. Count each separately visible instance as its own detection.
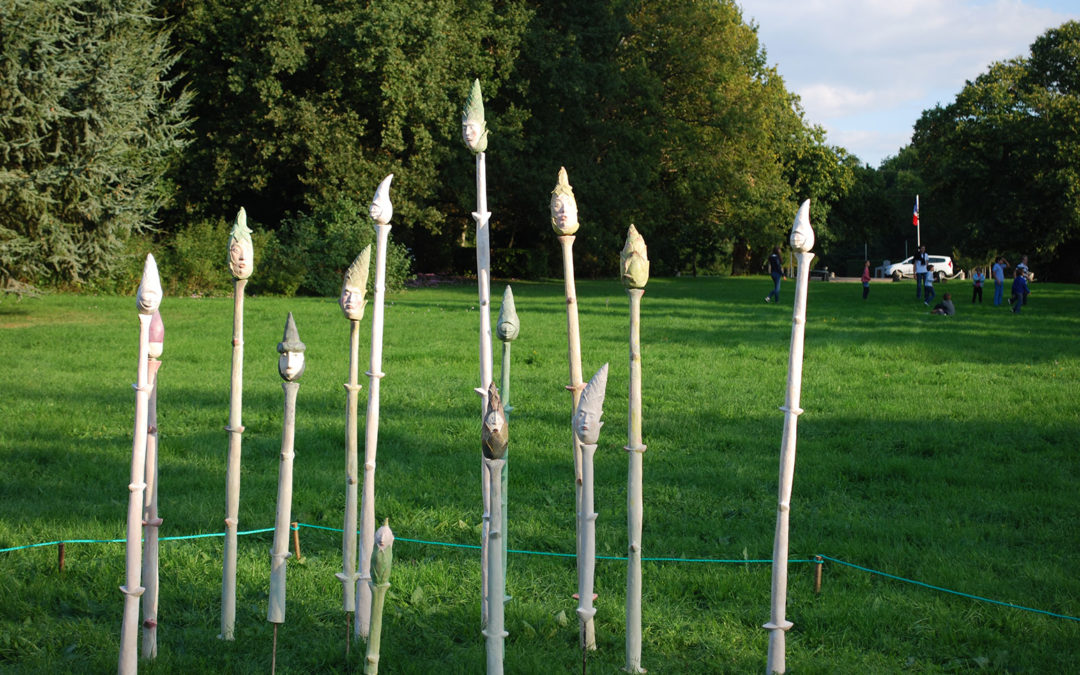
[58,542,65,573]
[813,555,823,594]
[291,522,302,562]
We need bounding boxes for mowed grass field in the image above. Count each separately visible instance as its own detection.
[2,275,1079,673]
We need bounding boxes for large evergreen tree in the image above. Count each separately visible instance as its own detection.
[0,0,191,287]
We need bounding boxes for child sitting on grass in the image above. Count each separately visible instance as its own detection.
[930,292,955,315]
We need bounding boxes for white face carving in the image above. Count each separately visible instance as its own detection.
[463,122,483,149]
[340,289,364,320]
[573,405,603,445]
[279,351,305,381]
[484,409,504,436]
[137,285,162,314]
[229,242,252,279]
[551,194,578,231]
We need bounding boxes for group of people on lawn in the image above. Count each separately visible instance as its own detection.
[767,245,1032,316]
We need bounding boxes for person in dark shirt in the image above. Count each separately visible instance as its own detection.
[1011,267,1029,313]
[765,247,784,303]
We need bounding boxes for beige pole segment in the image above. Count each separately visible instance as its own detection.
[356,175,393,640]
[765,200,815,674]
[220,276,246,640]
[141,311,164,660]
[625,288,645,672]
[474,149,494,627]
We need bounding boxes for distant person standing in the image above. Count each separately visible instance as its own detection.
[861,260,871,299]
[923,265,936,305]
[971,268,985,303]
[992,256,1009,306]
[914,245,929,300]
[1017,255,1030,278]
[765,247,783,303]
[1011,267,1029,313]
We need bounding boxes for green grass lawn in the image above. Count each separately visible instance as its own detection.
[2,276,1079,673]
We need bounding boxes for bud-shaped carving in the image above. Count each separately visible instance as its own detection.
[496,286,520,342]
[620,224,650,289]
[370,174,394,225]
[550,167,579,235]
[136,254,162,315]
[461,79,488,154]
[482,382,508,460]
[789,199,814,253]
[227,208,254,280]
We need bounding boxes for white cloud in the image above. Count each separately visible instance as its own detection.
[739,0,1078,164]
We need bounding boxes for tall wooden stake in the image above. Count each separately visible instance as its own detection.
[574,364,608,659]
[495,286,519,601]
[119,254,161,674]
[765,200,815,674]
[356,175,394,640]
[141,311,164,660]
[621,225,649,673]
[481,383,509,674]
[222,208,253,641]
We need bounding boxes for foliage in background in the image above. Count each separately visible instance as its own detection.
[0,0,191,287]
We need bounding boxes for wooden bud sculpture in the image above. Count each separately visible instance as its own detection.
[141,310,165,660]
[765,200,815,675]
[356,175,393,640]
[495,285,519,589]
[364,521,395,675]
[621,225,649,673]
[269,313,305,673]
[222,207,252,641]
[573,363,608,656]
[119,254,161,674]
[462,78,489,154]
[551,166,593,649]
[481,383,509,674]
[338,246,371,650]
[464,79,497,626]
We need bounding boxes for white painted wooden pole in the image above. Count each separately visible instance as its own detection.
[141,310,164,660]
[765,200,815,675]
[622,223,650,673]
[120,254,161,674]
[481,383,508,673]
[222,209,253,641]
[356,175,393,640]
[574,364,607,657]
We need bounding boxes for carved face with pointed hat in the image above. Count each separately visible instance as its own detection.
[277,312,306,381]
[227,208,254,279]
[370,174,394,225]
[136,254,162,315]
[789,199,815,253]
[496,285,520,342]
[574,363,608,445]
[461,79,488,154]
[340,245,371,321]
[550,167,579,235]
[482,383,508,460]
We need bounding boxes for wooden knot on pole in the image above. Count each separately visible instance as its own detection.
[565,383,585,394]
[778,405,804,416]
[224,517,237,528]
[623,443,647,454]
[128,481,147,493]
[120,585,146,598]
[232,338,243,346]
[132,383,153,393]
[142,618,158,629]
[143,517,163,528]
[365,370,386,379]
[224,424,246,434]
[343,383,362,392]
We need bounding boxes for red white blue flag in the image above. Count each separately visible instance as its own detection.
[913,195,920,226]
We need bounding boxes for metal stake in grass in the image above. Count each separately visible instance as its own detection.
[495,286,519,598]
[765,200,815,675]
[221,208,253,641]
[463,78,496,626]
[337,246,371,651]
[119,253,161,675]
[364,520,395,675]
[356,174,394,641]
[269,313,306,674]
[141,310,164,661]
[574,364,608,659]
[550,166,596,650]
[620,225,649,673]
[481,383,509,674]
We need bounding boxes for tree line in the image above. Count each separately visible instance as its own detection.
[2,1,1076,292]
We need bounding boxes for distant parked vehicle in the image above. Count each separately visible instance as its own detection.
[883,255,960,281]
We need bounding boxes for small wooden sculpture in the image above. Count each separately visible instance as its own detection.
[337,246,371,652]
[141,310,164,660]
[356,175,393,640]
[765,200,815,675]
[119,254,161,674]
[364,520,395,675]
[573,363,608,659]
[464,78,497,626]
[621,225,649,673]
[481,383,509,674]
[222,208,252,641]
[269,313,305,674]
[551,166,594,649]
[495,285,519,595]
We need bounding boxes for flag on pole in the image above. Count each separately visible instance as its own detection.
[913,196,920,227]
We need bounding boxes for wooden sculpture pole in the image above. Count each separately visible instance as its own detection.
[550,166,594,649]
[269,313,305,674]
[574,364,608,660]
[620,226,649,673]
[119,253,161,674]
[495,286,519,595]
[222,208,253,641]
[765,200,815,675]
[356,174,394,640]
[463,78,495,625]
[363,521,395,675]
[337,246,371,651]
[141,310,164,660]
[481,383,509,674]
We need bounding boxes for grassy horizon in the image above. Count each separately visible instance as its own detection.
[2,275,1079,673]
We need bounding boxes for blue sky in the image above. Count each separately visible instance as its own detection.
[739,0,1080,167]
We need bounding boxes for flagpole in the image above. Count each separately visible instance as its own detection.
[915,195,921,248]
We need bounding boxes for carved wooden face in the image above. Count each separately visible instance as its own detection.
[550,193,578,233]
[229,241,252,279]
[462,122,484,151]
[137,284,162,314]
[573,405,603,445]
[278,350,305,381]
[340,288,365,321]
